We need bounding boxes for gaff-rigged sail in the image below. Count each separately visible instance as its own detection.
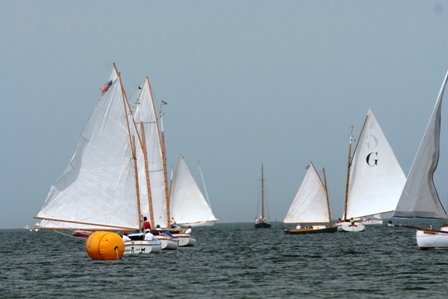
[284,163,331,224]
[170,155,218,226]
[345,110,406,219]
[35,65,141,231]
[394,72,448,219]
[133,77,169,227]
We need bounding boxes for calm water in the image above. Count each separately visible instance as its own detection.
[1,222,448,298]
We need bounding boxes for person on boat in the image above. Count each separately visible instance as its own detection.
[144,229,155,240]
[142,216,152,231]
[349,218,356,226]
[155,225,174,237]
[185,226,192,234]
[122,232,131,242]
[170,217,180,229]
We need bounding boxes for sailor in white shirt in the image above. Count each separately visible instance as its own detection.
[144,229,155,240]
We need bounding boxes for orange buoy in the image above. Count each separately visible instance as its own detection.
[85,231,124,260]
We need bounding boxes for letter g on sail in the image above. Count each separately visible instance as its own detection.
[366,152,378,167]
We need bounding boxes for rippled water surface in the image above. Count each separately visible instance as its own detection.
[2,222,448,298]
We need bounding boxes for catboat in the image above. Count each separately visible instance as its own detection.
[255,164,271,229]
[34,65,165,255]
[170,155,218,227]
[393,71,448,249]
[339,110,406,232]
[126,232,162,254]
[283,163,337,234]
[133,80,201,247]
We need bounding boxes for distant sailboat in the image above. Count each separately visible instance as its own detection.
[339,110,406,232]
[255,164,271,228]
[393,71,448,249]
[284,163,337,234]
[34,64,161,254]
[170,154,218,227]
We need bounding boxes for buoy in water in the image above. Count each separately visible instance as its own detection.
[85,231,124,260]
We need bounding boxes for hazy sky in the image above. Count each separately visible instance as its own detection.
[1,1,448,229]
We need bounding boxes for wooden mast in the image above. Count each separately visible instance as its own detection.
[322,167,332,226]
[160,126,171,226]
[114,62,143,230]
[148,78,171,227]
[140,121,155,228]
[261,164,265,221]
[343,130,353,221]
[343,116,369,221]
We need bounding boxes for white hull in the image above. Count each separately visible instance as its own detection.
[179,220,217,227]
[124,240,162,254]
[361,219,383,225]
[173,234,196,247]
[338,222,365,232]
[416,229,448,249]
[155,236,178,250]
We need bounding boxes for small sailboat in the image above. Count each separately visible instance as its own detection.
[393,71,448,249]
[338,110,406,232]
[34,64,161,254]
[284,163,337,234]
[133,77,177,250]
[170,155,218,227]
[255,164,271,228]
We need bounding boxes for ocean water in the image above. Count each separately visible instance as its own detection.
[1,222,448,299]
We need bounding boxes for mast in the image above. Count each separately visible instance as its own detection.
[115,62,143,229]
[261,164,265,220]
[343,115,369,220]
[343,128,353,221]
[322,167,332,225]
[140,121,155,227]
[159,101,171,226]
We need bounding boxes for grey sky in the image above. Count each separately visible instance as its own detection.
[1,1,448,228]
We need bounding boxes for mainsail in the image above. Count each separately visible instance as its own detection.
[394,71,448,219]
[35,65,141,231]
[133,77,169,227]
[284,163,331,224]
[170,155,218,226]
[345,110,406,219]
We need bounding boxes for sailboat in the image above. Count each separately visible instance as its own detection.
[284,163,337,234]
[338,109,406,232]
[34,64,161,254]
[170,154,218,227]
[133,77,177,250]
[393,71,448,249]
[255,164,271,228]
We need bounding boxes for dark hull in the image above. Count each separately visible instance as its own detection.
[254,221,271,229]
[284,226,337,234]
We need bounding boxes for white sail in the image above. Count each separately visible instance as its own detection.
[394,72,448,219]
[345,110,406,219]
[170,155,218,226]
[35,66,140,231]
[284,163,330,224]
[133,78,169,227]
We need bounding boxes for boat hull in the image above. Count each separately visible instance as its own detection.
[284,226,337,234]
[179,220,218,227]
[124,240,162,254]
[338,222,365,232]
[254,221,271,229]
[361,219,383,225]
[155,236,178,250]
[416,229,448,249]
[173,234,196,247]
